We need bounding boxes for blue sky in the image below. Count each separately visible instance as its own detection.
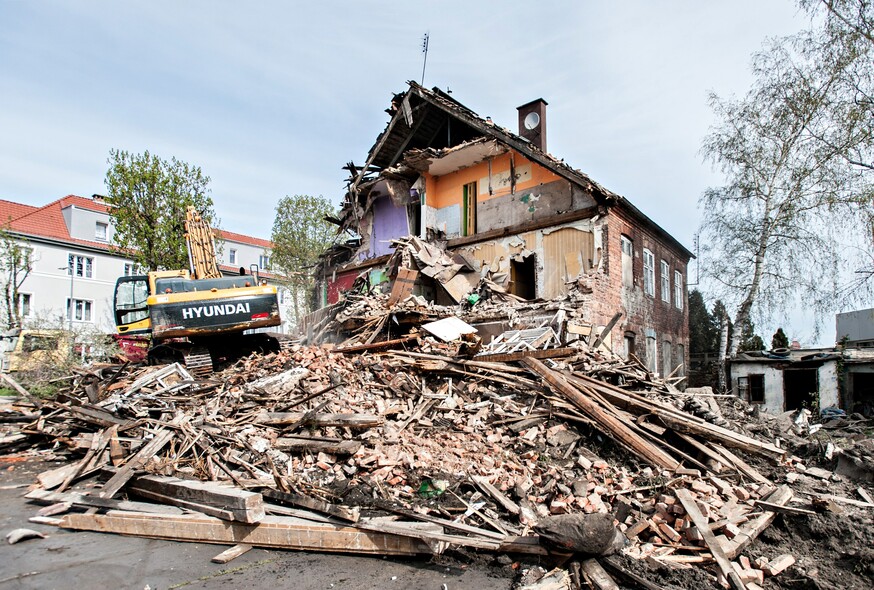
[2,1,829,342]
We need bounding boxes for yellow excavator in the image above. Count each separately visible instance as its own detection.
[112,207,282,374]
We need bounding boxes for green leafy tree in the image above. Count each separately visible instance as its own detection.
[771,327,790,350]
[104,149,217,272]
[270,195,337,327]
[0,228,33,330]
[738,318,765,352]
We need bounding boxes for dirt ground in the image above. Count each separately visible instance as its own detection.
[0,457,517,590]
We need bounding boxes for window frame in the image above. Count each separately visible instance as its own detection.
[660,260,670,302]
[66,298,93,322]
[674,270,684,309]
[95,221,108,241]
[17,292,31,317]
[642,249,655,297]
[259,254,270,269]
[229,248,237,265]
[620,235,634,288]
[68,253,94,279]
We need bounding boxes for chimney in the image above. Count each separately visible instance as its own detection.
[517,98,548,152]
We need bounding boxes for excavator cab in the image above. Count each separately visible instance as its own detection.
[113,275,150,334]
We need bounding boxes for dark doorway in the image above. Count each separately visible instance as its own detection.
[851,372,874,416]
[784,368,818,411]
[510,255,536,300]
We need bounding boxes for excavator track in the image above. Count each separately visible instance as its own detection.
[183,347,214,377]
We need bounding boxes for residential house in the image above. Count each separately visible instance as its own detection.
[316,83,693,377]
[0,195,283,336]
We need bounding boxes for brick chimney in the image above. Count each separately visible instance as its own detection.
[517,98,548,152]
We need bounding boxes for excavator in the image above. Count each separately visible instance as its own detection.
[112,207,282,374]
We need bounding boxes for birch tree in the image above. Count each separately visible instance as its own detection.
[700,18,873,389]
[0,229,33,330]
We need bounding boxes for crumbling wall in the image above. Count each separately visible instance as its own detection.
[731,362,785,413]
[594,209,690,377]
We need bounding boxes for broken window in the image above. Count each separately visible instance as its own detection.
[674,270,684,309]
[739,374,765,404]
[660,260,670,302]
[510,254,536,300]
[643,249,654,296]
[463,181,477,236]
[621,235,633,288]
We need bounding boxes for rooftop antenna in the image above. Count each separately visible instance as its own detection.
[421,32,430,85]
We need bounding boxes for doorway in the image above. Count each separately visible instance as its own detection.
[510,254,536,300]
[784,368,818,411]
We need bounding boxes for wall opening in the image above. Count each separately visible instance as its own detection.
[850,372,874,415]
[784,368,819,411]
[510,254,536,300]
[463,181,477,236]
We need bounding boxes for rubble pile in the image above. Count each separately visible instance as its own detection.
[2,284,874,589]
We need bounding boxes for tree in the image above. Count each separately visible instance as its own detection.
[270,195,337,327]
[771,327,790,350]
[688,289,719,355]
[104,149,216,272]
[0,229,33,330]
[738,318,766,352]
[699,21,874,389]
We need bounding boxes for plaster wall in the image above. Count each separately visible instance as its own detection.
[731,363,786,413]
[818,362,840,409]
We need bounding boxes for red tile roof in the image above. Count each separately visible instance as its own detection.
[3,195,272,253]
[215,228,273,249]
[0,200,39,224]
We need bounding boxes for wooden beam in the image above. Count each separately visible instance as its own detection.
[581,559,620,590]
[98,429,175,499]
[725,485,793,559]
[521,358,679,470]
[258,412,383,429]
[676,488,747,590]
[334,334,418,354]
[274,437,362,456]
[128,474,266,523]
[25,489,185,515]
[262,489,359,523]
[211,543,252,564]
[60,510,433,556]
[447,206,600,249]
[473,347,576,363]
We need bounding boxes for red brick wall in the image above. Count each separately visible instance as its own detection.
[589,208,690,376]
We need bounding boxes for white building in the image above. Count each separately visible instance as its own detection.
[0,194,284,335]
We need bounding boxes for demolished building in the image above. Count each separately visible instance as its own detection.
[315,82,693,379]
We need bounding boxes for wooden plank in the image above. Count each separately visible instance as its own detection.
[752,500,815,516]
[263,488,358,523]
[259,412,383,429]
[388,268,419,306]
[590,312,622,350]
[474,347,576,363]
[521,358,679,470]
[0,373,42,408]
[725,486,793,559]
[25,489,185,515]
[602,555,668,590]
[211,543,253,564]
[676,488,747,590]
[99,429,175,499]
[581,559,620,590]
[60,510,433,556]
[128,474,266,523]
[333,334,418,354]
[274,437,361,456]
[472,475,521,516]
[378,505,507,541]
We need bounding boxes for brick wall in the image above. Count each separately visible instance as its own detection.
[589,208,690,377]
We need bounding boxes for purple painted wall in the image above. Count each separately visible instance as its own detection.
[369,195,409,257]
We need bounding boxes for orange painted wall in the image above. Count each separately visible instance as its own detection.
[425,151,562,210]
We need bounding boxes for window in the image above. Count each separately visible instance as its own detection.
[229,249,237,265]
[660,260,670,302]
[68,254,93,278]
[95,222,108,241]
[17,293,31,317]
[645,335,658,373]
[621,235,633,288]
[463,181,477,236]
[643,249,655,296]
[674,270,684,309]
[259,254,270,269]
[676,344,685,377]
[738,374,765,404]
[66,298,93,322]
[123,263,143,276]
[623,332,636,361]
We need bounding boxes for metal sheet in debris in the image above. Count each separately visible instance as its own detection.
[422,316,478,342]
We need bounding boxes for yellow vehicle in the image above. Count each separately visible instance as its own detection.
[112,207,282,374]
[0,329,69,373]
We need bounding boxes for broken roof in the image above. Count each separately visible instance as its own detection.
[345,82,694,260]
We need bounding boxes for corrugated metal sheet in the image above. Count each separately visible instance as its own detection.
[541,228,594,298]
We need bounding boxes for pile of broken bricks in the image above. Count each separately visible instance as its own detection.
[2,308,873,589]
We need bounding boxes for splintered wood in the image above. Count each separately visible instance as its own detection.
[2,295,812,586]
